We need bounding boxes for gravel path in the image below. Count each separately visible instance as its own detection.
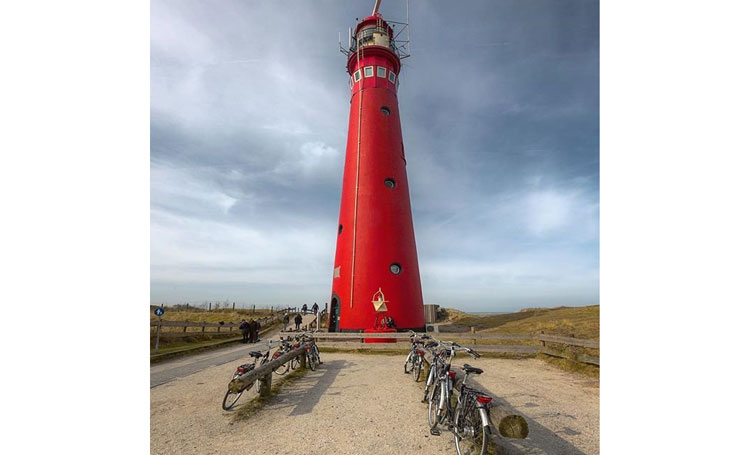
[151,353,598,454]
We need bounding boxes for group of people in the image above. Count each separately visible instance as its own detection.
[282,313,305,332]
[239,318,262,344]
[300,302,319,315]
[380,315,396,329]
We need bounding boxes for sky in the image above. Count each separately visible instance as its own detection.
[150,0,599,312]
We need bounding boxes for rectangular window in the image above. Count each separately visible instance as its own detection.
[353,70,361,82]
[377,66,387,78]
[388,71,396,83]
[363,66,374,78]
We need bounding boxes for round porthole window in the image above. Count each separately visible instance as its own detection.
[389,263,402,275]
[384,178,396,189]
[380,106,390,116]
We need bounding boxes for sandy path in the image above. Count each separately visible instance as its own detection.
[151,354,598,454]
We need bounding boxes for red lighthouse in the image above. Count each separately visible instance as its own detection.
[329,4,425,332]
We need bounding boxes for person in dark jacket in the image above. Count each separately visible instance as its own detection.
[294,313,303,331]
[312,302,319,314]
[301,304,308,314]
[239,320,250,344]
[254,319,262,342]
[248,319,258,343]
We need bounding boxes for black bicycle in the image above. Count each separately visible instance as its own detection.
[404,331,432,381]
[272,336,300,375]
[425,342,493,455]
[299,332,322,370]
[222,350,270,410]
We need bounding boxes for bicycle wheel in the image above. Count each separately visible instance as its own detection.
[412,357,423,382]
[454,405,489,455]
[308,352,316,371]
[290,357,299,370]
[427,382,442,429]
[273,362,289,375]
[222,388,243,410]
[404,351,414,373]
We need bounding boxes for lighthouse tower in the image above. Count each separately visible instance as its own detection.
[329,3,425,332]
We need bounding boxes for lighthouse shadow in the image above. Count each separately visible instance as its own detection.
[286,360,351,416]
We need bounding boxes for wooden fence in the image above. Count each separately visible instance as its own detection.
[150,308,291,338]
[311,330,599,366]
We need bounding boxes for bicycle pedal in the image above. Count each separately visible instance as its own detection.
[429,428,441,436]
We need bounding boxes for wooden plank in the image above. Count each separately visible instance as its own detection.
[576,353,600,366]
[539,334,599,349]
[316,342,539,355]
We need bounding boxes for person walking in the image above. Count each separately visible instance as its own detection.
[312,302,319,314]
[240,319,250,344]
[255,319,262,342]
[282,313,290,332]
[294,313,303,331]
[301,303,308,314]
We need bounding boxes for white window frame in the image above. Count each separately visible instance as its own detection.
[363,66,374,78]
[353,70,361,82]
[388,71,396,83]
[376,66,387,78]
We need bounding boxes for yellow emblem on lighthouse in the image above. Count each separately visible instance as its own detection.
[371,287,388,312]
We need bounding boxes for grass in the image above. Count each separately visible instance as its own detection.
[150,308,274,325]
[230,366,309,423]
[538,354,600,378]
[443,305,599,340]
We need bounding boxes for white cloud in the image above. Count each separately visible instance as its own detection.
[524,190,574,235]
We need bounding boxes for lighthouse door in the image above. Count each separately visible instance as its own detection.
[329,296,341,332]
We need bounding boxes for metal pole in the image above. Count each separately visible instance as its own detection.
[155,316,162,351]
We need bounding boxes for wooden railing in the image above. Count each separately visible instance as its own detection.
[150,308,291,338]
[311,331,599,366]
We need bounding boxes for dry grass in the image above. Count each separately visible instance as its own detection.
[150,308,274,324]
[444,305,599,340]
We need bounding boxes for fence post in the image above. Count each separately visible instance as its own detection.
[154,317,162,351]
[299,351,307,369]
[183,322,188,333]
[540,330,546,348]
[258,372,272,397]
[471,326,476,345]
[202,321,206,333]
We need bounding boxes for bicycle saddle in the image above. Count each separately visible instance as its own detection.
[462,364,483,375]
[249,351,263,358]
[426,341,438,348]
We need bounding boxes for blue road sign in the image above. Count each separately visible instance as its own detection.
[154,307,165,317]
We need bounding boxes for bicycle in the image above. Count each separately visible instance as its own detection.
[427,341,468,429]
[299,332,322,370]
[222,349,270,410]
[425,342,493,455]
[451,364,494,455]
[420,340,444,402]
[404,331,432,380]
[271,336,296,375]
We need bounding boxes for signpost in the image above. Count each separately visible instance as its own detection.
[154,306,165,351]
